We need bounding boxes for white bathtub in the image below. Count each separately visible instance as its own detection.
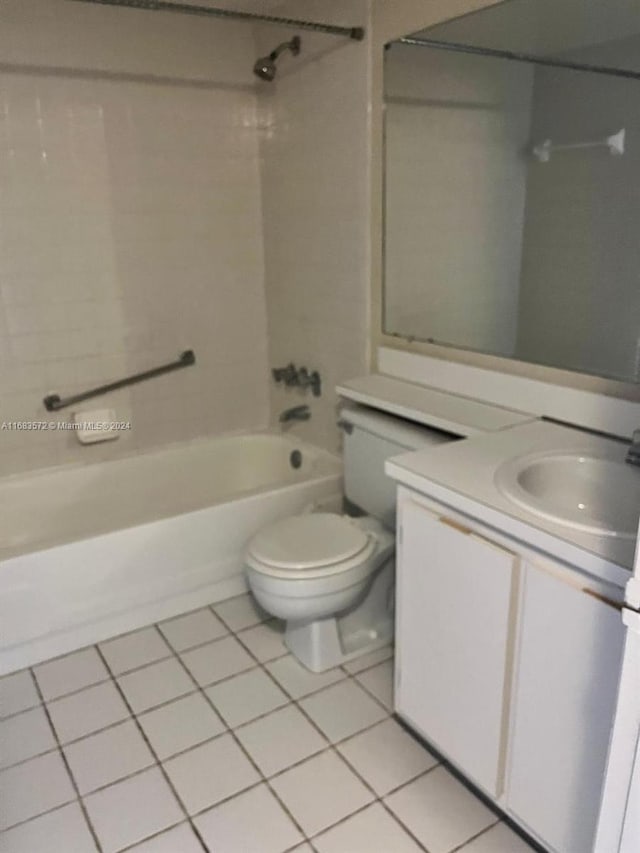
[0,433,341,674]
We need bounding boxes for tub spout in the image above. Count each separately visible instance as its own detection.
[279,405,311,423]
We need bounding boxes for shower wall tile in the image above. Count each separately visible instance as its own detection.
[256,0,371,453]
[0,9,269,477]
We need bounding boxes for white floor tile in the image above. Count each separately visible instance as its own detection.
[0,670,40,718]
[343,646,393,675]
[313,802,423,853]
[0,706,56,768]
[236,705,327,777]
[159,608,228,652]
[0,751,76,830]
[385,766,495,853]
[213,593,268,631]
[99,627,172,675]
[289,846,313,852]
[237,620,287,662]
[457,821,536,852]
[33,649,109,701]
[180,636,254,688]
[338,718,438,796]
[47,681,130,744]
[162,734,260,815]
[84,767,183,853]
[194,783,303,853]
[128,821,203,852]
[205,668,288,728]
[270,750,374,837]
[266,655,345,699]
[0,802,98,852]
[355,660,394,711]
[138,692,225,760]
[63,720,154,794]
[117,658,194,713]
[300,680,388,743]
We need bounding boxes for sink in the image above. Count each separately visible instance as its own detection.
[495,451,640,539]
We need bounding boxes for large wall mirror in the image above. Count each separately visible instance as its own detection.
[383,0,640,385]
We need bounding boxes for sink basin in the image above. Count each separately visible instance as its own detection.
[495,451,640,538]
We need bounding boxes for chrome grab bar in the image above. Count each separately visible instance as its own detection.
[43,349,195,412]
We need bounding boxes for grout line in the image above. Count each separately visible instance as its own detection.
[0,799,91,839]
[3,599,527,853]
[6,688,139,761]
[207,604,266,635]
[449,818,502,852]
[340,647,395,677]
[32,674,113,705]
[103,652,175,679]
[238,636,435,852]
[377,801,431,852]
[202,604,338,843]
[27,668,104,853]
[147,620,230,663]
[117,818,198,853]
[0,667,45,721]
[0,742,61,773]
[223,623,401,842]
[165,635,311,845]
[92,644,208,853]
[0,704,44,723]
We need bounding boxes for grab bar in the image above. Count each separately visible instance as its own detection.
[43,349,196,412]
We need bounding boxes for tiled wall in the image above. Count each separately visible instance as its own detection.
[0,1,269,476]
[516,36,640,382]
[256,0,372,453]
[383,44,532,356]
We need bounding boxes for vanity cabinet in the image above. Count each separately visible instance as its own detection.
[508,560,625,853]
[395,494,520,797]
[394,487,626,853]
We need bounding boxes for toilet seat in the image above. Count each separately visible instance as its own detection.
[246,513,376,580]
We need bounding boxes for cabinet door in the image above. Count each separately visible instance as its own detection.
[507,562,625,853]
[395,496,520,796]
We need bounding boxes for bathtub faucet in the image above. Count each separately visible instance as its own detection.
[626,429,640,466]
[272,363,322,397]
[272,363,299,386]
[279,405,311,424]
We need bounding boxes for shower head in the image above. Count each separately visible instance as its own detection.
[253,36,301,81]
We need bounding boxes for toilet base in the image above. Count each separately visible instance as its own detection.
[284,559,394,673]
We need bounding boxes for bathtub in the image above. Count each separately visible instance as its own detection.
[0,433,341,674]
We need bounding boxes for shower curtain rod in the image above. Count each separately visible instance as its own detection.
[67,0,365,40]
[397,36,640,81]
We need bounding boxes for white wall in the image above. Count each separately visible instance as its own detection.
[256,0,372,452]
[516,36,640,383]
[384,43,532,355]
[0,0,269,476]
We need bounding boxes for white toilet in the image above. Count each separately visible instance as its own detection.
[245,405,453,671]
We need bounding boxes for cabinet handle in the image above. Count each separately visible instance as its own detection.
[439,516,472,535]
[582,588,623,612]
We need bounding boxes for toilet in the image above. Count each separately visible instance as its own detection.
[245,405,453,671]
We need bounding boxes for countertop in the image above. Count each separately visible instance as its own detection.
[386,419,637,587]
[337,374,534,438]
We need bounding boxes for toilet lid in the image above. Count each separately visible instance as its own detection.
[247,513,370,571]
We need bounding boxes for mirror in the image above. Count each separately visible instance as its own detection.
[383,0,640,384]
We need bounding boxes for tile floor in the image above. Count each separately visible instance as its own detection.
[0,593,539,853]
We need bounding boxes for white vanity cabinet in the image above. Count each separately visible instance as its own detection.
[395,492,520,797]
[394,486,626,853]
[507,559,625,853]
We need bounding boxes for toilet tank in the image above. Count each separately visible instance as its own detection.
[340,405,456,527]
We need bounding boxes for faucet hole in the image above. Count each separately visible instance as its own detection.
[290,449,303,469]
